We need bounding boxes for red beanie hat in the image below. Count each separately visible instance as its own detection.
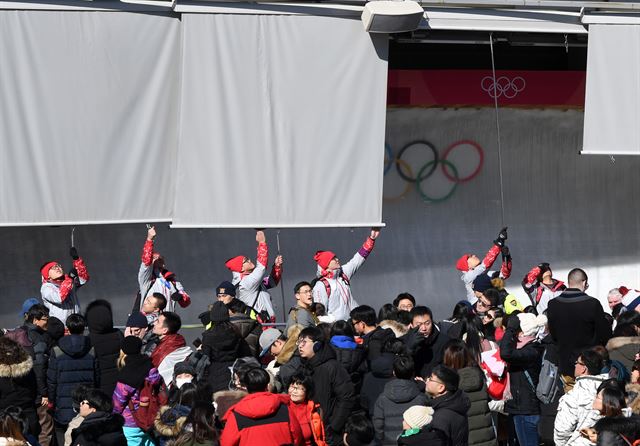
[619,286,630,296]
[314,251,336,270]
[40,261,58,280]
[456,254,470,272]
[225,256,245,273]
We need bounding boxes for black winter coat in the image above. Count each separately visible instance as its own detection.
[372,378,428,445]
[499,327,543,416]
[403,325,450,378]
[303,343,355,443]
[71,411,127,446]
[594,415,640,446]
[202,323,244,393]
[427,389,471,446]
[360,352,394,415]
[457,366,496,446]
[331,341,366,392]
[24,322,51,400]
[397,426,448,446]
[48,334,99,424]
[538,337,564,446]
[547,289,611,376]
[0,352,39,437]
[86,301,124,397]
[363,327,395,365]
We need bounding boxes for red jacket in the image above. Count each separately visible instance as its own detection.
[220,392,304,446]
[289,400,327,446]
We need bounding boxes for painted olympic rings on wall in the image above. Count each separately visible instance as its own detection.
[383,139,484,203]
[481,76,526,99]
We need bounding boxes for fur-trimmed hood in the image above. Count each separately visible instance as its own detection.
[71,411,125,443]
[154,405,190,437]
[0,355,33,379]
[379,319,409,337]
[626,383,640,415]
[606,336,640,351]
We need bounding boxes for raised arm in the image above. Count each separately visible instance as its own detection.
[341,228,380,279]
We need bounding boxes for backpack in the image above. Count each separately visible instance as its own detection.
[128,376,168,432]
[186,350,211,382]
[315,273,350,299]
[533,351,562,405]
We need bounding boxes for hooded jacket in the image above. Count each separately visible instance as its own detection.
[554,373,609,446]
[547,289,611,376]
[330,336,366,392]
[360,353,394,415]
[0,349,38,436]
[593,415,640,446]
[229,313,261,357]
[606,336,640,373]
[427,389,472,446]
[457,366,496,446]
[372,379,428,445]
[303,343,355,440]
[85,301,124,396]
[220,392,304,446]
[362,327,395,366]
[154,404,191,446]
[311,236,375,321]
[202,323,244,393]
[47,334,98,424]
[70,411,127,446]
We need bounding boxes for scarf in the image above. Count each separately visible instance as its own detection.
[151,333,186,368]
[117,354,152,389]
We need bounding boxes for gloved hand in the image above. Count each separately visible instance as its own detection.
[70,247,79,260]
[68,268,78,280]
[506,314,521,332]
[170,291,182,302]
[493,227,508,247]
[538,262,550,273]
[501,246,511,261]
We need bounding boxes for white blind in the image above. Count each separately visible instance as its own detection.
[582,24,640,155]
[172,14,388,228]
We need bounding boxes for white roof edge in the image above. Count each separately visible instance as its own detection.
[174,1,362,15]
[582,13,640,24]
[0,0,174,11]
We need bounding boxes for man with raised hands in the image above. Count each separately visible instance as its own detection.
[40,246,89,324]
[137,225,190,316]
[455,227,511,305]
[312,228,381,322]
[225,230,283,322]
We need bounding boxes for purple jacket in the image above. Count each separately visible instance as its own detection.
[112,368,161,427]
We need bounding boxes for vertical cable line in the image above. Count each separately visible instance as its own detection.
[490,32,506,227]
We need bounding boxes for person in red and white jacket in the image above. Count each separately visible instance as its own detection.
[521,262,566,314]
[455,227,512,305]
[40,247,89,324]
[137,226,190,317]
[312,228,380,322]
[225,230,283,321]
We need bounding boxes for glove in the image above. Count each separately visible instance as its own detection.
[170,291,182,302]
[68,268,78,280]
[538,262,550,273]
[493,227,508,247]
[501,246,511,261]
[70,247,79,260]
[506,314,521,331]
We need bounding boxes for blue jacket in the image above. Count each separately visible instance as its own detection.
[47,334,98,424]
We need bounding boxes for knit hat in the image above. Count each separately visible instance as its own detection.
[40,261,59,280]
[162,270,176,281]
[403,405,434,429]
[472,274,493,293]
[225,256,245,273]
[504,295,524,314]
[174,361,196,377]
[216,281,236,297]
[517,313,547,337]
[210,301,230,323]
[456,254,470,272]
[126,312,149,329]
[314,251,336,270]
[20,298,40,317]
[259,328,282,357]
[121,336,143,355]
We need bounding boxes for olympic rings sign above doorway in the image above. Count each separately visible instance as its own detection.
[383,139,484,203]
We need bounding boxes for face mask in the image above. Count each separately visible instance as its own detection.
[175,377,193,389]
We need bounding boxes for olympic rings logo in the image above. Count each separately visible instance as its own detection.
[383,139,484,203]
[481,76,526,99]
